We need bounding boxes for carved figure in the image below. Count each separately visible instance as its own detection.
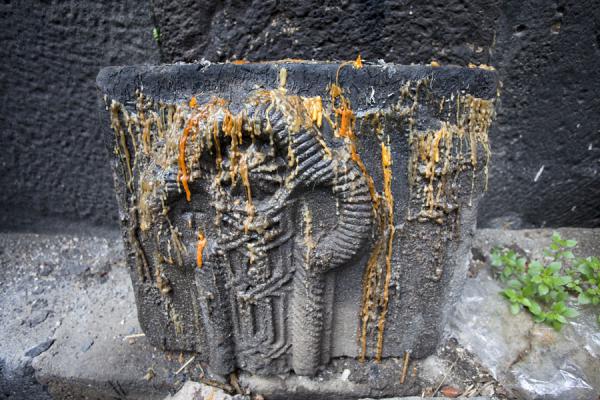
[100,62,498,387]
[136,91,373,376]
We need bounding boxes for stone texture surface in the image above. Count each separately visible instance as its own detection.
[1,228,597,399]
[163,381,249,400]
[0,0,160,231]
[152,0,499,66]
[1,0,598,230]
[97,62,497,378]
[0,231,191,400]
[165,380,490,400]
[151,0,600,229]
[478,0,600,229]
[164,381,492,400]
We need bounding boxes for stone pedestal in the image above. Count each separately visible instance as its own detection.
[97,61,497,382]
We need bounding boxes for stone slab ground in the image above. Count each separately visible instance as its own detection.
[0,228,598,399]
[164,381,493,400]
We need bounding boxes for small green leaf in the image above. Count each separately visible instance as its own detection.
[555,291,569,302]
[534,314,546,323]
[507,279,522,288]
[538,284,549,295]
[552,232,561,241]
[491,253,503,267]
[565,239,577,248]
[528,301,542,316]
[510,303,521,315]
[563,307,579,318]
[551,320,564,331]
[529,261,543,275]
[561,251,575,259]
[578,292,592,305]
[578,263,592,276]
[522,285,535,298]
[556,276,572,285]
[152,27,160,42]
[548,261,562,273]
[552,301,566,312]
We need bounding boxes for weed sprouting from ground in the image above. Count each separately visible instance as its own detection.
[490,232,600,330]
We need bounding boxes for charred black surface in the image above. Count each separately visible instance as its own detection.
[97,62,498,379]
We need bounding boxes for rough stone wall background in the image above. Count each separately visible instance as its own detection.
[0,0,159,231]
[152,0,600,229]
[1,0,598,230]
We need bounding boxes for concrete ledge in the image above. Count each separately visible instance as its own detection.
[0,232,194,399]
[2,228,599,399]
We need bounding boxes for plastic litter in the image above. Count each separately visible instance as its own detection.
[448,269,600,400]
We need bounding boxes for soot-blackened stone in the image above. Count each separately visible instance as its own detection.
[97,62,498,379]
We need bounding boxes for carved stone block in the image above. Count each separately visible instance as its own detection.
[97,62,497,377]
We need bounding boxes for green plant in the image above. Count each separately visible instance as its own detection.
[152,27,161,43]
[572,256,600,306]
[490,232,600,330]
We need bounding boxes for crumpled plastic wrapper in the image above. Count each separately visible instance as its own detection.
[448,269,600,400]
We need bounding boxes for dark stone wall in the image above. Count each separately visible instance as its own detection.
[480,0,600,228]
[0,0,159,231]
[1,0,598,230]
[152,0,600,229]
[153,0,500,66]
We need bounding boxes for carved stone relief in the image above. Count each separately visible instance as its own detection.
[98,61,497,377]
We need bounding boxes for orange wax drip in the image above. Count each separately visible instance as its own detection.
[302,96,323,128]
[178,97,228,202]
[338,107,354,139]
[213,119,222,171]
[331,84,379,207]
[177,117,196,202]
[354,54,363,69]
[196,231,207,268]
[375,142,395,361]
[239,155,255,231]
